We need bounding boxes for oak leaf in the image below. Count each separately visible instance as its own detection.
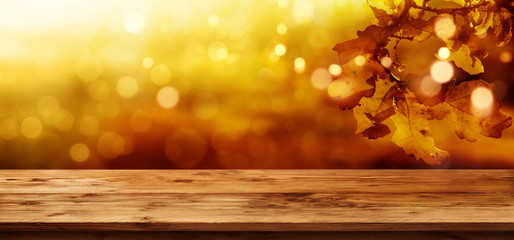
[333,0,513,165]
[493,7,513,47]
[353,77,399,136]
[428,80,513,142]
[391,91,450,165]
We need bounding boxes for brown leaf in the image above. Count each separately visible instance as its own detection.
[493,7,513,47]
[400,16,436,41]
[391,91,450,165]
[362,123,391,139]
[333,25,392,65]
[428,80,513,142]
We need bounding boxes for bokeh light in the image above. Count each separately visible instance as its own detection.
[0,0,512,169]
[438,47,450,59]
[311,68,332,89]
[157,86,180,109]
[117,76,139,98]
[21,117,42,139]
[434,15,456,39]
[142,57,154,69]
[471,87,494,110]
[430,60,454,83]
[354,55,366,66]
[150,64,172,86]
[276,23,288,35]
[328,64,342,76]
[70,143,90,163]
[380,56,392,68]
[420,76,442,96]
[499,51,513,63]
[274,44,287,56]
[294,57,306,74]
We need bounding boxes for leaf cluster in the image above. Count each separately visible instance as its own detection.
[333,0,513,165]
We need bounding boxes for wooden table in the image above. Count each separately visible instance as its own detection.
[0,170,513,239]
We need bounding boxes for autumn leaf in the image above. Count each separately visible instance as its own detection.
[470,8,494,35]
[493,7,513,47]
[333,25,392,65]
[391,91,450,165]
[428,80,512,142]
[353,77,399,136]
[405,74,448,106]
[337,57,386,110]
[334,25,391,110]
[447,44,484,74]
[333,0,512,165]
[364,3,395,27]
[362,122,391,139]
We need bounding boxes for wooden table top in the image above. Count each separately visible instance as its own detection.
[0,170,513,232]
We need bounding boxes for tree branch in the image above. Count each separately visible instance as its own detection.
[412,1,490,15]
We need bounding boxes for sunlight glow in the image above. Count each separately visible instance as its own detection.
[208,14,219,27]
[0,0,111,32]
[124,12,146,34]
[293,0,314,23]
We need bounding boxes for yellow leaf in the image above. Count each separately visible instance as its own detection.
[448,44,484,75]
[364,3,394,27]
[428,80,512,142]
[353,77,398,134]
[473,11,494,36]
[413,0,424,6]
[337,55,386,110]
[391,91,449,165]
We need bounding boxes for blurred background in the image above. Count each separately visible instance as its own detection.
[0,0,513,169]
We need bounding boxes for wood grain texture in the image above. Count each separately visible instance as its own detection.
[2,231,514,240]
[0,170,513,231]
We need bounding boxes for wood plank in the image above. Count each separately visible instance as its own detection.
[0,170,513,231]
[1,231,514,240]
